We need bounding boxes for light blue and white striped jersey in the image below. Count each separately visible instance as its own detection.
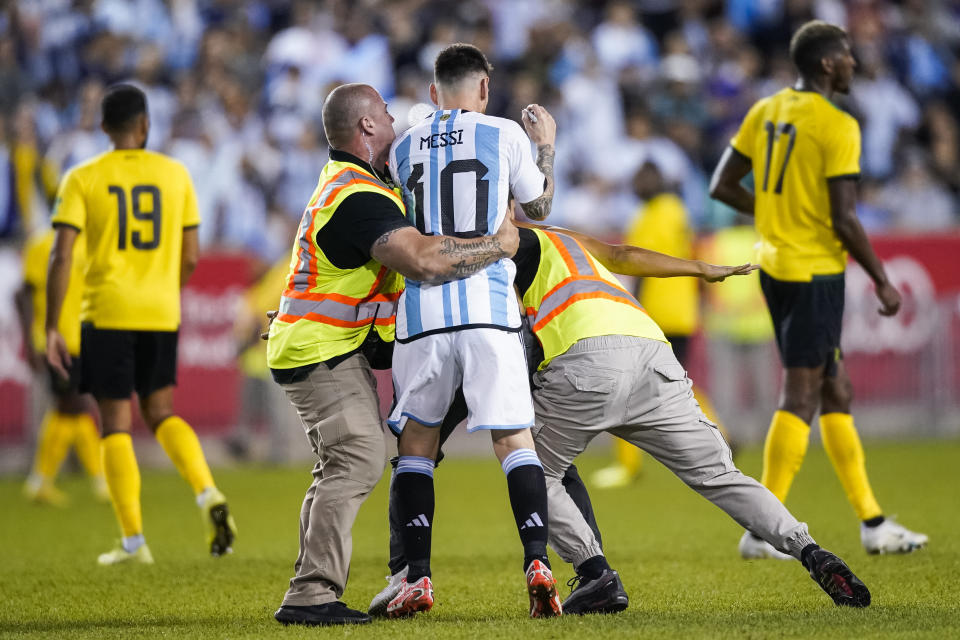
[389,109,545,341]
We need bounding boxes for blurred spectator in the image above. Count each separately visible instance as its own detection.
[879,150,958,231]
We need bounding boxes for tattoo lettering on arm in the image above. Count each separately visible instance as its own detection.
[520,144,555,221]
[431,235,509,282]
[374,227,402,246]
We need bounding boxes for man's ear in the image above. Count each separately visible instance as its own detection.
[821,55,835,77]
[359,115,375,135]
[429,83,439,106]
[479,76,489,102]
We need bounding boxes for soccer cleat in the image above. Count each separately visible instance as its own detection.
[590,465,636,490]
[804,547,870,607]
[861,518,928,555]
[23,477,68,507]
[97,542,155,566]
[562,569,629,615]
[525,559,562,618]
[198,488,237,557]
[274,601,371,626]
[387,576,434,618]
[738,531,793,560]
[368,566,408,617]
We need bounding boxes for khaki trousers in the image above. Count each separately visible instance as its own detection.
[278,353,386,606]
[531,336,816,568]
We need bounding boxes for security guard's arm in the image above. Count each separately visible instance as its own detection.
[45,224,78,379]
[516,221,756,283]
[709,146,755,215]
[371,213,520,284]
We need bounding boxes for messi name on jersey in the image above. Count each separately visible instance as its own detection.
[419,129,464,150]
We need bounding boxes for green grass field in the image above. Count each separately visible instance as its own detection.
[1,440,958,639]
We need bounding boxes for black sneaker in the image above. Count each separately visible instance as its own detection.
[805,548,871,608]
[561,569,629,615]
[274,601,372,626]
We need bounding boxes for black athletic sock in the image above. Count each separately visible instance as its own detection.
[800,543,821,570]
[395,456,435,581]
[502,449,550,570]
[386,459,407,576]
[562,464,603,550]
[576,555,612,581]
[863,515,885,528]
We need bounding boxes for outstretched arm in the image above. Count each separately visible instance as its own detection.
[371,214,519,284]
[709,146,755,215]
[517,221,756,282]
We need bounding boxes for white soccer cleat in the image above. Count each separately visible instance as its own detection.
[861,518,928,554]
[97,542,155,566]
[368,566,408,617]
[738,530,793,560]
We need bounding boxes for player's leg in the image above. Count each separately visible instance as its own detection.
[136,330,236,556]
[459,329,559,618]
[820,361,927,553]
[386,334,457,618]
[274,353,384,626]
[78,325,153,565]
[57,364,107,500]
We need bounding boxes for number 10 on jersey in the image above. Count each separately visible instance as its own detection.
[108,185,162,250]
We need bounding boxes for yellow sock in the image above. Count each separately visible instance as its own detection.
[102,433,143,537]
[820,413,883,521]
[615,437,642,476]
[761,410,810,503]
[32,411,75,481]
[155,416,215,496]
[71,413,103,478]
[692,384,731,441]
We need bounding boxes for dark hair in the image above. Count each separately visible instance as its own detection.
[434,43,493,87]
[789,20,848,78]
[101,83,147,132]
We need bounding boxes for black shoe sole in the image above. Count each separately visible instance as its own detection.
[275,612,371,626]
[209,504,234,557]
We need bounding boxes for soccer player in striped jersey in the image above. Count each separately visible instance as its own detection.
[385,43,561,618]
[46,84,236,565]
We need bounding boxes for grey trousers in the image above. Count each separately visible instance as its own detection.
[531,336,815,568]
[277,353,387,606]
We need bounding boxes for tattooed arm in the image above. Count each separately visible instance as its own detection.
[370,215,520,284]
[518,104,556,221]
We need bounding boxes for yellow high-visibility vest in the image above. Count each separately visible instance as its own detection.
[522,229,667,369]
[267,159,405,369]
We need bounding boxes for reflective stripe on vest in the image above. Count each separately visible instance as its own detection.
[267,160,406,369]
[522,229,667,368]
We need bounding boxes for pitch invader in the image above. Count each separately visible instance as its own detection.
[46,84,237,564]
[386,44,561,618]
[710,20,927,557]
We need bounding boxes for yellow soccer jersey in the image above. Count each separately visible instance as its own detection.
[50,149,200,331]
[22,228,85,356]
[730,88,860,281]
[624,193,699,336]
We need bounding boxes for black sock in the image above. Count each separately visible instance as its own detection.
[386,460,407,576]
[863,515,885,528]
[562,464,603,550]
[502,450,549,570]
[576,555,611,580]
[800,543,821,570]
[395,456,435,581]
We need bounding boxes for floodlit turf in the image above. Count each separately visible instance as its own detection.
[1,439,958,639]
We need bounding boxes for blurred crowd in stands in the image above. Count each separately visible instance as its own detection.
[2,0,960,269]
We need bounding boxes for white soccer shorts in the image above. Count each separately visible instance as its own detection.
[387,328,535,434]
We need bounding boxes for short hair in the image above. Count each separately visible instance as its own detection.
[789,20,848,78]
[101,84,147,132]
[434,43,493,88]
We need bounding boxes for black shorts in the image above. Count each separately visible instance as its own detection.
[80,324,179,400]
[760,270,844,376]
[47,358,82,396]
